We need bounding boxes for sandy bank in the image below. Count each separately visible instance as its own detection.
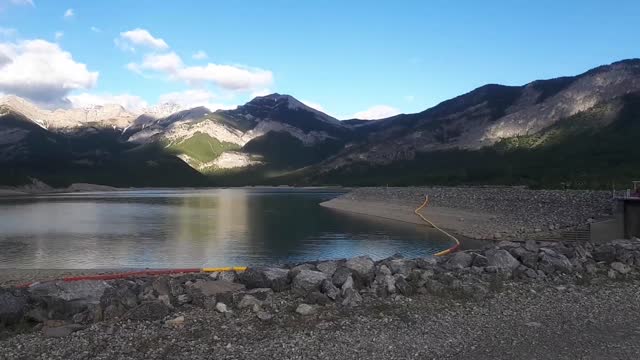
[321,197,491,233]
[322,187,615,241]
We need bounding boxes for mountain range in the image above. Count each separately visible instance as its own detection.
[2,59,640,189]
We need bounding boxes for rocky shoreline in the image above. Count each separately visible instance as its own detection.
[328,187,616,240]
[2,238,640,358]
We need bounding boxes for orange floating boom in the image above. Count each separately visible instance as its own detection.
[414,195,461,256]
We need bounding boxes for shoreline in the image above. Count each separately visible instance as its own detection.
[324,187,615,241]
[0,184,350,197]
[3,239,640,359]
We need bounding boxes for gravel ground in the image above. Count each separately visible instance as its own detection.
[339,187,616,239]
[2,279,640,359]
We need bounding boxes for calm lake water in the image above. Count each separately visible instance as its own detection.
[0,188,451,269]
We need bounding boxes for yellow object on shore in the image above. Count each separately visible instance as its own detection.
[414,195,461,256]
[202,266,247,273]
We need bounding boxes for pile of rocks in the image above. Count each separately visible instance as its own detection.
[2,238,640,336]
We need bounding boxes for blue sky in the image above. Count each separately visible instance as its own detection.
[0,0,638,119]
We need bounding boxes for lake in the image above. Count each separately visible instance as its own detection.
[0,188,451,269]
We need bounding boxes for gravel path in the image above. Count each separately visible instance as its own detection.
[337,187,616,240]
[2,279,640,359]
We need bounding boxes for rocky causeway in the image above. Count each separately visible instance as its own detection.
[3,237,640,359]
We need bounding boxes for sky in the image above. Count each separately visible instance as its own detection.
[0,0,638,120]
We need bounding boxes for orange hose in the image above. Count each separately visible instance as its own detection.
[414,195,461,256]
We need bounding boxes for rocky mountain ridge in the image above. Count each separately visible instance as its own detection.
[1,59,639,188]
[315,59,640,173]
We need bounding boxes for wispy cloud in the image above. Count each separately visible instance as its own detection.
[0,27,17,37]
[157,89,235,111]
[128,51,273,92]
[192,50,208,60]
[63,8,74,19]
[54,31,63,41]
[353,105,400,120]
[90,26,101,33]
[117,28,169,51]
[10,0,34,7]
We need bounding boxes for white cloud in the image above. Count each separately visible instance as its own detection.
[353,105,400,120]
[250,88,271,98]
[128,51,273,91]
[10,0,34,6]
[118,28,168,51]
[68,92,148,112]
[90,26,101,33]
[63,8,74,19]
[157,89,235,111]
[138,52,183,72]
[54,31,63,41]
[192,50,208,60]
[301,100,325,112]
[0,39,98,107]
[175,63,273,91]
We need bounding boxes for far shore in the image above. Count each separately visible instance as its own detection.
[0,183,350,197]
[321,187,615,242]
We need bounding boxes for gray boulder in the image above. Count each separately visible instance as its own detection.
[237,295,262,311]
[289,264,316,279]
[30,280,112,321]
[345,256,375,285]
[341,288,362,307]
[416,257,438,269]
[237,267,290,292]
[519,251,539,270]
[30,280,110,303]
[331,267,353,287]
[192,280,245,297]
[151,277,171,296]
[292,270,328,294]
[305,291,331,306]
[389,259,417,275]
[0,289,28,325]
[538,249,573,274]
[524,240,539,252]
[593,245,617,263]
[316,261,338,276]
[320,279,340,300]
[376,264,392,277]
[445,252,474,270]
[341,275,355,293]
[611,262,632,274]
[486,250,520,271]
[393,275,415,296]
[375,274,396,297]
[471,254,488,267]
[218,271,237,283]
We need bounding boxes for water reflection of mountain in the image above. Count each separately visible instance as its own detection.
[0,189,450,269]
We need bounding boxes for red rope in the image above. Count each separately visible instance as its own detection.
[15,268,202,288]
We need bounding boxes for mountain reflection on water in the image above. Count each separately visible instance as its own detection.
[0,188,450,269]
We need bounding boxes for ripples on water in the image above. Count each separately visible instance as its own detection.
[0,188,450,269]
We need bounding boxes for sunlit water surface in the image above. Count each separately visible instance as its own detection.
[0,188,451,269]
